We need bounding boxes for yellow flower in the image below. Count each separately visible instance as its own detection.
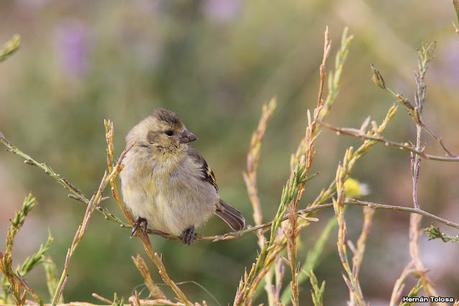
[343,178,370,198]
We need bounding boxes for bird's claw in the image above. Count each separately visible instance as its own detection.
[131,217,148,237]
[181,225,196,245]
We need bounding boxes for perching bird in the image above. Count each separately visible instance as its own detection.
[120,108,245,245]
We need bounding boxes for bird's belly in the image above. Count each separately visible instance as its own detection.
[122,173,217,235]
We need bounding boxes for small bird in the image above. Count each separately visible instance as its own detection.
[120,108,245,245]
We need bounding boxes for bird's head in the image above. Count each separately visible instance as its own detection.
[127,108,197,154]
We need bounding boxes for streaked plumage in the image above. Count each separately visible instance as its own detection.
[120,108,245,244]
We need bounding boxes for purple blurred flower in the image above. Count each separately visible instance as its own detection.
[55,21,89,78]
[203,0,242,23]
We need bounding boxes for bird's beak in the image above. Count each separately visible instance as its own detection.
[179,129,198,143]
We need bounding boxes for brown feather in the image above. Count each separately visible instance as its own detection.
[215,200,245,231]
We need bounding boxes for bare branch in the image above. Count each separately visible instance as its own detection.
[51,142,133,305]
[319,121,459,162]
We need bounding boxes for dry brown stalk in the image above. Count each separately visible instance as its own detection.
[351,207,375,279]
[130,290,141,306]
[409,214,440,299]
[182,198,459,243]
[242,98,277,305]
[91,292,113,304]
[389,262,415,306]
[104,121,193,306]
[334,151,365,306]
[51,142,133,305]
[404,43,442,302]
[92,293,187,306]
[286,25,332,306]
[233,27,336,306]
[132,255,166,299]
[0,255,39,305]
[0,133,128,228]
[105,120,136,225]
[129,298,185,306]
[348,199,459,230]
[0,194,42,304]
[319,121,459,162]
[243,98,276,230]
[323,103,400,305]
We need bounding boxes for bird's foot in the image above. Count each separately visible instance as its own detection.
[131,217,148,237]
[180,225,196,245]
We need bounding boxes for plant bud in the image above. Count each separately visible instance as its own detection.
[370,64,386,89]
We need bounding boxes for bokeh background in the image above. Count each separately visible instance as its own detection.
[1,0,459,304]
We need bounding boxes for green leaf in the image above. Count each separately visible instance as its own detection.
[17,231,54,277]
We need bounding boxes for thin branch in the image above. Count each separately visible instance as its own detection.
[129,299,185,306]
[348,199,459,230]
[244,98,277,229]
[1,194,41,304]
[187,198,459,242]
[0,133,129,227]
[372,64,456,157]
[91,293,184,306]
[51,142,133,305]
[91,293,113,304]
[319,121,459,162]
[287,25,332,306]
[351,207,375,278]
[104,120,136,225]
[334,151,365,306]
[132,255,166,299]
[405,42,442,298]
[389,262,415,306]
[234,27,341,305]
[242,98,277,305]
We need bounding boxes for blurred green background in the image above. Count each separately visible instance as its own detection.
[1,1,459,304]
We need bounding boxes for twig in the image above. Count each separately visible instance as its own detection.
[51,142,133,305]
[351,207,375,279]
[319,121,459,162]
[347,199,459,230]
[287,26,332,306]
[129,298,185,306]
[104,120,136,225]
[91,292,113,304]
[91,293,184,306]
[1,194,41,304]
[389,262,415,306]
[405,42,442,299]
[0,133,129,227]
[132,255,166,299]
[371,64,456,158]
[234,27,342,305]
[243,98,276,230]
[242,98,277,305]
[334,150,365,306]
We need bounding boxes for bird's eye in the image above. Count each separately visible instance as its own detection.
[164,130,174,136]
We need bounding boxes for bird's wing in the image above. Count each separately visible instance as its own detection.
[187,147,218,191]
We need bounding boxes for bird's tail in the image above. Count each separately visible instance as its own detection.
[215,200,246,231]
